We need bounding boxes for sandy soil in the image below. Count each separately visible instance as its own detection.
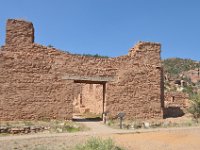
[112,127,200,150]
[0,120,200,150]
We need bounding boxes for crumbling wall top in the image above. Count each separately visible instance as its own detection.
[128,41,161,57]
[6,19,34,47]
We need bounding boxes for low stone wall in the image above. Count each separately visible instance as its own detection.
[164,92,189,118]
[164,92,189,108]
[0,126,46,134]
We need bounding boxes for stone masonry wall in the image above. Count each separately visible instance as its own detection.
[0,19,164,120]
[106,43,163,119]
[164,92,189,118]
[164,92,189,108]
[6,19,34,46]
[73,84,103,115]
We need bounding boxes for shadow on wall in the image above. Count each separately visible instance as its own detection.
[163,107,185,118]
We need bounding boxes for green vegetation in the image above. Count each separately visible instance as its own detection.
[0,120,88,135]
[72,52,110,58]
[163,58,200,77]
[182,84,195,97]
[188,94,200,122]
[163,58,200,97]
[46,44,109,58]
[107,119,115,127]
[47,44,54,48]
[49,121,87,133]
[82,53,109,58]
[74,137,125,150]
[106,118,199,130]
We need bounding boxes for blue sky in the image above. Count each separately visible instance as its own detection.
[0,0,200,60]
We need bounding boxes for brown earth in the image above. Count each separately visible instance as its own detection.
[112,128,200,150]
[0,120,200,150]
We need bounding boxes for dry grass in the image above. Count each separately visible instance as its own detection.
[106,115,200,129]
[0,120,89,135]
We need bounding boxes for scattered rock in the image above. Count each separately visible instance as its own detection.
[143,122,150,128]
[57,128,63,133]
[0,127,9,133]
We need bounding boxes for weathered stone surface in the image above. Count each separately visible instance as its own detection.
[164,92,189,108]
[0,126,44,134]
[164,92,189,118]
[73,84,103,114]
[0,19,164,120]
[6,19,34,46]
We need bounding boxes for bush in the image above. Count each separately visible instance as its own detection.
[163,58,200,77]
[82,54,109,58]
[182,85,195,97]
[74,137,125,150]
[188,94,200,122]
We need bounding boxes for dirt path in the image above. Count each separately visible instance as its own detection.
[0,121,200,150]
[112,127,200,150]
[75,120,122,134]
[0,120,128,141]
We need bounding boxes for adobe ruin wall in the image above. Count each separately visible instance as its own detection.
[164,92,189,117]
[73,84,103,115]
[0,19,164,120]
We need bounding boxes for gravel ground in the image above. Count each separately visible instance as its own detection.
[0,135,89,150]
[0,120,200,150]
[112,127,200,150]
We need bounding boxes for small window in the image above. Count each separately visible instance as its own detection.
[171,96,175,102]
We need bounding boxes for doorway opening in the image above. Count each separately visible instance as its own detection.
[72,80,106,122]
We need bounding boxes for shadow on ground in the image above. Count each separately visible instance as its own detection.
[72,117,102,122]
[164,107,185,118]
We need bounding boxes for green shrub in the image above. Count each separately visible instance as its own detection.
[63,124,81,133]
[74,137,125,150]
[73,53,109,58]
[182,85,195,97]
[163,58,200,77]
[47,44,54,48]
[107,120,114,126]
[188,94,200,122]
[49,121,86,133]
[82,53,109,58]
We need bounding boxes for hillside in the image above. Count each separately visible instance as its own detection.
[163,58,200,97]
[163,58,200,78]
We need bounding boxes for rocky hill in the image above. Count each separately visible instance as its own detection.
[163,58,200,97]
